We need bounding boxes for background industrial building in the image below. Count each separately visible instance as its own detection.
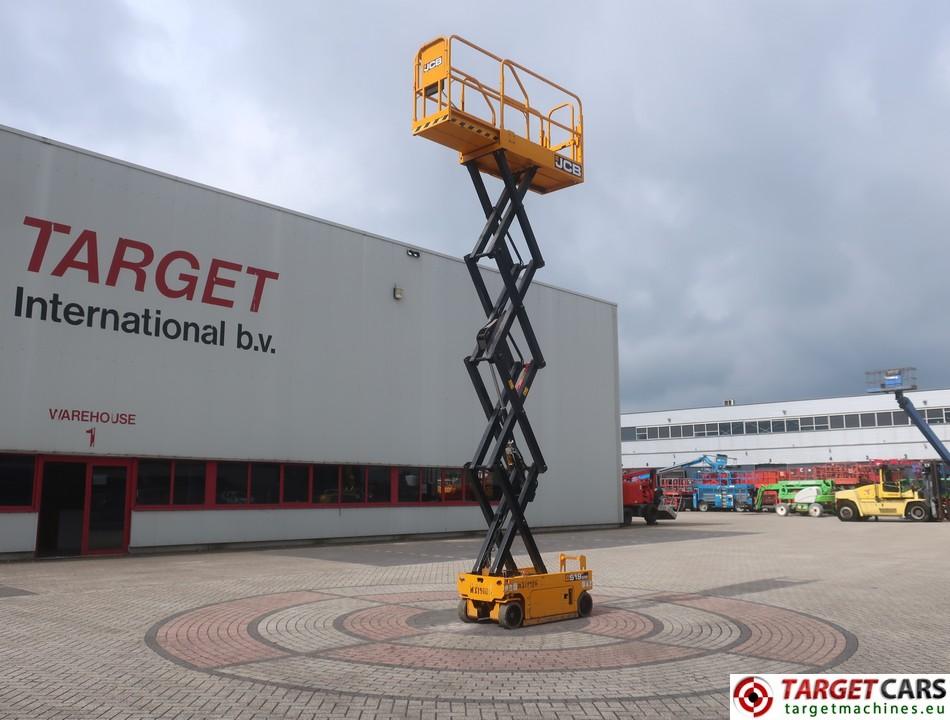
[0,125,622,557]
[622,388,950,469]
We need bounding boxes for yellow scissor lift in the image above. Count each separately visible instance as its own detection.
[413,36,591,628]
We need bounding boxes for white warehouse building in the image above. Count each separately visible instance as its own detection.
[0,125,621,558]
[622,389,950,469]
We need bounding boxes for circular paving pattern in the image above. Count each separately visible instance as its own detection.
[146,585,856,702]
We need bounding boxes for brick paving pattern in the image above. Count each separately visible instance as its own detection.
[0,513,948,719]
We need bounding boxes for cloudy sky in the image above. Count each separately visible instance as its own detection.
[4,0,950,412]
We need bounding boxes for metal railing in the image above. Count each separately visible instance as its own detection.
[414,35,583,165]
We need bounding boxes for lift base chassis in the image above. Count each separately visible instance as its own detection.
[457,557,593,629]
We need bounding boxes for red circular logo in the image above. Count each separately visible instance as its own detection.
[733,676,774,718]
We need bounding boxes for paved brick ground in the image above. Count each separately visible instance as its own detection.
[1,512,948,719]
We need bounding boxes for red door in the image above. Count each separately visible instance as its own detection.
[36,456,133,556]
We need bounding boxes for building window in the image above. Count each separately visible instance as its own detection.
[398,468,421,502]
[367,466,391,503]
[892,410,909,425]
[731,421,743,435]
[830,415,844,429]
[845,414,860,428]
[341,465,365,503]
[421,467,441,502]
[876,412,893,427]
[786,418,799,432]
[814,416,829,431]
[216,462,249,504]
[250,463,280,504]
[137,460,171,505]
[647,427,659,439]
[313,465,339,503]
[744,422,758,435]
[704,424,719,437]
[636,427,648,440]
[136,460,206,506]
[693,424,706,438]
[621,427,637,442]
[671,425,682,438]
[800,417,815,431]
[658,426,670,439]
[681,425,694,438]
[174,462,206,505]
[926,408,945,425]
[860,413,876,428]
[0,454,34,507]
[283,465,310,503]
[771,420,786,433]
[718,423,732,436]
[757,421,771,434]
[442,468,465,501]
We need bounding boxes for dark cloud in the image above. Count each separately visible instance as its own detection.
[3,0,950,412]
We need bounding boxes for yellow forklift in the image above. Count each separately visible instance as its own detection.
[839,369,949,522]
[412,36,592,628]
[834,464,932,521]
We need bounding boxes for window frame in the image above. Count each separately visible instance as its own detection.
[0,454,38,512]
[133,459,209,510]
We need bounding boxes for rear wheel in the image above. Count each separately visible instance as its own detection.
[775,504,789,517]
[644,506,658,525]
[837,501,858,522]
[906,503,929,522]
[698,502,709,512]
[577,590,593,617]
[498,601,524,629]
[458,599,474,623]
[808,503,824,518]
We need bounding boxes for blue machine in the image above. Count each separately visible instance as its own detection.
[692,483,756,512]
[660,454,729,475]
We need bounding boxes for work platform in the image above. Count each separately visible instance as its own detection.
[413,36,584,194]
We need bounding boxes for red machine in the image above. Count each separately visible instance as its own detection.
[622,469,677,525]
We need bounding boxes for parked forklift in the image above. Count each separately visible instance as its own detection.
[835,464,933,521]
[837,369,948,522]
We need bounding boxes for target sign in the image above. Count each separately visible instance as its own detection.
[732,675,774,717]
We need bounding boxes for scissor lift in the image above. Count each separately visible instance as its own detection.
[413,36,591,628]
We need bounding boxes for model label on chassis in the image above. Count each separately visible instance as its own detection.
[554,156,582,177]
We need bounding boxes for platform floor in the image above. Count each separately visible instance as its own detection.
[1,512,948,719]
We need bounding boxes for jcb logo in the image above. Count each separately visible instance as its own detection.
[554,156,582,177]
[423,56,443,73]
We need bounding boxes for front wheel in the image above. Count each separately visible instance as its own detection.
[645,506,658,525]
[498,601,524,629]
[458,599,474,623]
[577,590,593,617]
[808,503,824,518]
[837,502,858,522]
[698,502,709,512]
[906,503,929,522]
[775,503,789,517]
